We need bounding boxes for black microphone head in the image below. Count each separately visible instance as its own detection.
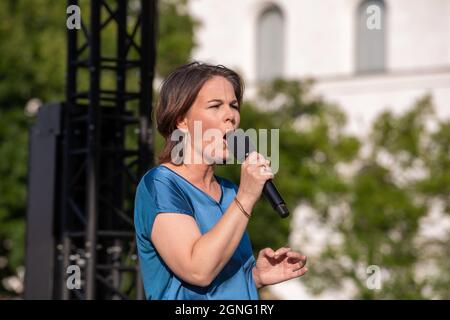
[225,130,256,162]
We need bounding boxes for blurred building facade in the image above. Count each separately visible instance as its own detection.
[188,0,450,299]
[188,0,450,135]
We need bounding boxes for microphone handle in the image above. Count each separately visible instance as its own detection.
[262,180,290,218]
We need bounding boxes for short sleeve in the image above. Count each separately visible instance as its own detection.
[134,173,194,243]
[151,178,194,216]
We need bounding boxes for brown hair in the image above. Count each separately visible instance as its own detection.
[155,61,244,164]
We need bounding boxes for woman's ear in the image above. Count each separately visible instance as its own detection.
[176,118,188,132]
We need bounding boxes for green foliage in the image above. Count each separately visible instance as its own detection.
[157,0,199,77]
[0,0,66,297]
[0,0,66,109]
[303,95,450,299]
[0,109,29,287]
[0,0,197,297]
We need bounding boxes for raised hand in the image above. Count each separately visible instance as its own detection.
[253,247,308,288]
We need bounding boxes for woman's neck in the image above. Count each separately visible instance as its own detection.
[162,162,217,190]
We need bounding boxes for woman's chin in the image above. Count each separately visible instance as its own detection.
[202,147,231,165]
[203,154,231,165]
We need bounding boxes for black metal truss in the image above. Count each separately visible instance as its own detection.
[56,0,157,299]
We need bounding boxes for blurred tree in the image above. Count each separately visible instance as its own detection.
[156,0,199,77]
[302,95,450,299]
[0,0,66,110]
[0,0,67,297]
[0,108,30,296]
[0,0,197,297]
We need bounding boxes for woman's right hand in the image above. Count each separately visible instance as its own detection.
[236,151,274,210]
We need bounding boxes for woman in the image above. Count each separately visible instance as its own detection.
[134,62,308,300]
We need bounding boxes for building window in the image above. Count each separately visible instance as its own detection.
[356,0,386,73]
[256,5,284,82]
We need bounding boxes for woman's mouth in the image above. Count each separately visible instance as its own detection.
[223,133,228,148]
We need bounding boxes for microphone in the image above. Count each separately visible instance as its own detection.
[226,130,290,218]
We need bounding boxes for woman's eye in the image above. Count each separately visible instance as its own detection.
[209,105,220,108]
[231,105,239,110]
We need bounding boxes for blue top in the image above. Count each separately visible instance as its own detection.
[134,165,259,300]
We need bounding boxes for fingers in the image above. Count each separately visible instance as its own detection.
[260,247,276,259]
[274,247,291,259]
[263,247,294,260]
[238,153,274,204]
[258,160,273,176]
[261,247,302,260]
[245,152,271,168]
[287,251,307,267]
[243,152,274,180]
[292,267,308,278]
[245,151,263,165]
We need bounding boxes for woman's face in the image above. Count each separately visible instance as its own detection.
[179,76,241,164]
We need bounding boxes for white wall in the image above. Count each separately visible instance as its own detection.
[188,0,450,134]
[313,71,450,135]
[387,0,450,72]
[189,0,450,79]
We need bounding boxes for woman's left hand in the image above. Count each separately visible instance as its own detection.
[253,247,308,288]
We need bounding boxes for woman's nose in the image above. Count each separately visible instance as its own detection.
[224,104,236,124]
